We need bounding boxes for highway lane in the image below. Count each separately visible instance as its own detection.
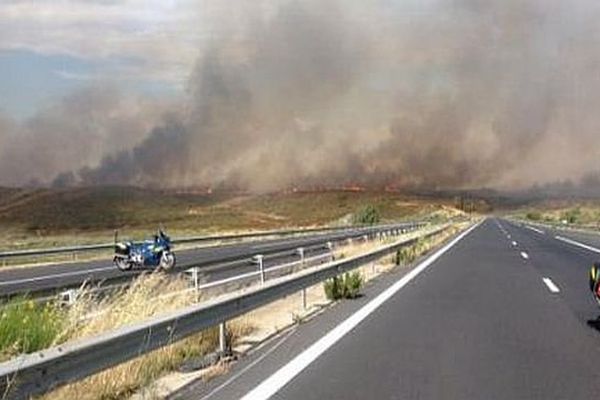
[501,219,600,324]
[513,219,600,250]
[177,218,600,399]
[0,224,416,297]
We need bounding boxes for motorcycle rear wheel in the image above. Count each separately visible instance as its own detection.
[115,257,132,271]
[160,252,176,271]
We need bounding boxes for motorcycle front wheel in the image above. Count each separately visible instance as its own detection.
[160,252,176,272]
[114,257,132,271]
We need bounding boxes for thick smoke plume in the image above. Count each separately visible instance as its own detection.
[2,0,600,192]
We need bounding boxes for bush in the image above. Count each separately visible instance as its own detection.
[562,208,581,224]
[342,272,363,299]
[396,246,417,265]
[353,205,380,225]
[526,211,542,221]
[324,272,363,300]
[0,298,65,361]
[324,276,343,300]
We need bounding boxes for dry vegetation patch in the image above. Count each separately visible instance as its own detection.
[40,273,250,400]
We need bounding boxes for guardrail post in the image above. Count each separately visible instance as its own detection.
[219,321,227,354]
[297,247,305,268]
[61,289,78,306]
[297,248,306,309]
[327,242,334,261]
[190,267,200,300]
[254,255,265,285]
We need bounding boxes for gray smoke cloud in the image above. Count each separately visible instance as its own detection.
[3,0,600,192]
[0,86,173,186]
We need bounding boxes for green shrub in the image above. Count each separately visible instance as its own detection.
[562,208,581,224]
[526,211,542,221]
[324,272,363,300]
[342,272,363,299]
[0,298,65,361]
[396,246,417,265]
[353,205,380,225]
[324,276,343,300]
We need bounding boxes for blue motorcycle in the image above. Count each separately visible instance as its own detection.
[114,229,176,272]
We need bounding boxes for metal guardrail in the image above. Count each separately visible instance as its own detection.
[512,218,600,235]
[0,225,452,399]
[0,223,418,260]
[0,222,426,298]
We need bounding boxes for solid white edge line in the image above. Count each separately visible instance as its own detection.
[555,236,600,254]
[240,220,483,400]
[0,266,116,286]
[520,251,529,259]
[542,277,560,293]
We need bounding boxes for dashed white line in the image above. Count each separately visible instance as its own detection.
[525,225,545,235]
[542,277,560,293]
[240,221,483,400]
[555,236,600,254]
[520,251,529,260]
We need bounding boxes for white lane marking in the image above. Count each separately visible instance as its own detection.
[512,241,517,246]
[520,251,529,259]
[240,221,482,400]
[507,234,511,239]
[555,235,600,254]
[542,278,560,293]
[199,329,296,400]
[542,277,560,293]
[0,266,115,286]
[251,238,311,250]
[525,225,545,234]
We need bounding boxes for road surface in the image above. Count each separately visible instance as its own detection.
[0,224,415,296]
[172,218,600,399]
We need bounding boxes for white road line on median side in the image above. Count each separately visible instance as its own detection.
[555,235,600,254]
[240,221,483,400]
[525,225,545,235]
[542,277,560,293]
[0,266,115,286]
[520,251,529,260]
[199,329,297,400]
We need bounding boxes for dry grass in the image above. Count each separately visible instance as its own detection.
[0,187,464,252]
[140,223,468,398]
[33,224,465,399]
[40,273,251,400]
[56,274,195,342]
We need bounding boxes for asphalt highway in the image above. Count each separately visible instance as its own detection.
[0,224,416,297]
[173,218,600,399]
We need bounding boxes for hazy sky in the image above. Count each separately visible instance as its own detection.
[0,0,203,118]
[1,0,600,191]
